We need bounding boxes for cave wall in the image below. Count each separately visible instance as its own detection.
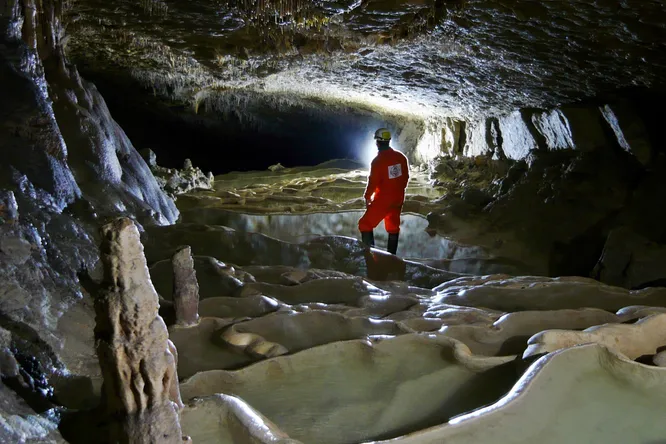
[423,90,666,279]
[435,95,660,166]
[0,0,179,438]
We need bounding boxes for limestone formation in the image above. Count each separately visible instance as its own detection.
[139,149,158,168]
[95,218,186,443]
[370,345,666,443]
[218,311,404,358]
[146,151,214,198]
[150,255,251,301]
[523,313,666,360]
[198,295,282,319]
[439,308,620,356]
[171,246,200,326]
[181,394,300,444]
[654,351,666,367]
[0,2,180,433]
[434,275,666,312]
[180,334,515,444]
[219,328,289,361]
[169,317,251,379]
[615,305,666,319]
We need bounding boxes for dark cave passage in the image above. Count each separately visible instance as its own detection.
[84,71,396,175]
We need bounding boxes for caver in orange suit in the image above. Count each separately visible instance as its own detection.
[358,128,409,255]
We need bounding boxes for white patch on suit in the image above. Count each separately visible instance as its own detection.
[388,164,402,179]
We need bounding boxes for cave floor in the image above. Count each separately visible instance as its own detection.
[75,161,666,444]
[177,160,443,216]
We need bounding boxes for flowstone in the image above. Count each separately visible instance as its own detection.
[524,313,666,360]
[181,394,300,444]
[370,345,666,444]
[181,334,516,444]
[439,308,621,356]
[434,275,666,312]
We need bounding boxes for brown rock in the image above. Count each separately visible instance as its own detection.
[95,218,186,444]
[364,249,407,281]
[171,246,200,326]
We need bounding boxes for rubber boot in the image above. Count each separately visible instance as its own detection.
[387,233,399,255]
[361,231,375,248]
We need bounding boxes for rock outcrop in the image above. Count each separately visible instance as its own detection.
[141,150,214,198]
[0,0,180,437]
[95,218,186,443]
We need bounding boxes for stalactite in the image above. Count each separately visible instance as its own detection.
[226,0,316,25]
[20,0,37,49]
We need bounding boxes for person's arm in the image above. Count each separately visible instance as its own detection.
[364,159,379,204]
[403,156,410,189]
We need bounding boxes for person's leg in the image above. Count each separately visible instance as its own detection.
[358,204,387,247]
[384,207,401,255]
[361,231,375,247]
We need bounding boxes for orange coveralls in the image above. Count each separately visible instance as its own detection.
[358,147,410,234]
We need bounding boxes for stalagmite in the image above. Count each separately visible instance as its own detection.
[172,246,200,326]
[95,217,188,444]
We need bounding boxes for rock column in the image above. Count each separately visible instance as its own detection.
[95,218,187,444]
[172,246,200,326]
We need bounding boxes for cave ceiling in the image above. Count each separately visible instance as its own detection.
[65,0,666,118]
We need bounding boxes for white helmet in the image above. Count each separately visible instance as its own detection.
[374,128,391,141]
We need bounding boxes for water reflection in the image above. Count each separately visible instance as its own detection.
[193,209,482,260]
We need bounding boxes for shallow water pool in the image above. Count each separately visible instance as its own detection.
[184,209,482,260]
